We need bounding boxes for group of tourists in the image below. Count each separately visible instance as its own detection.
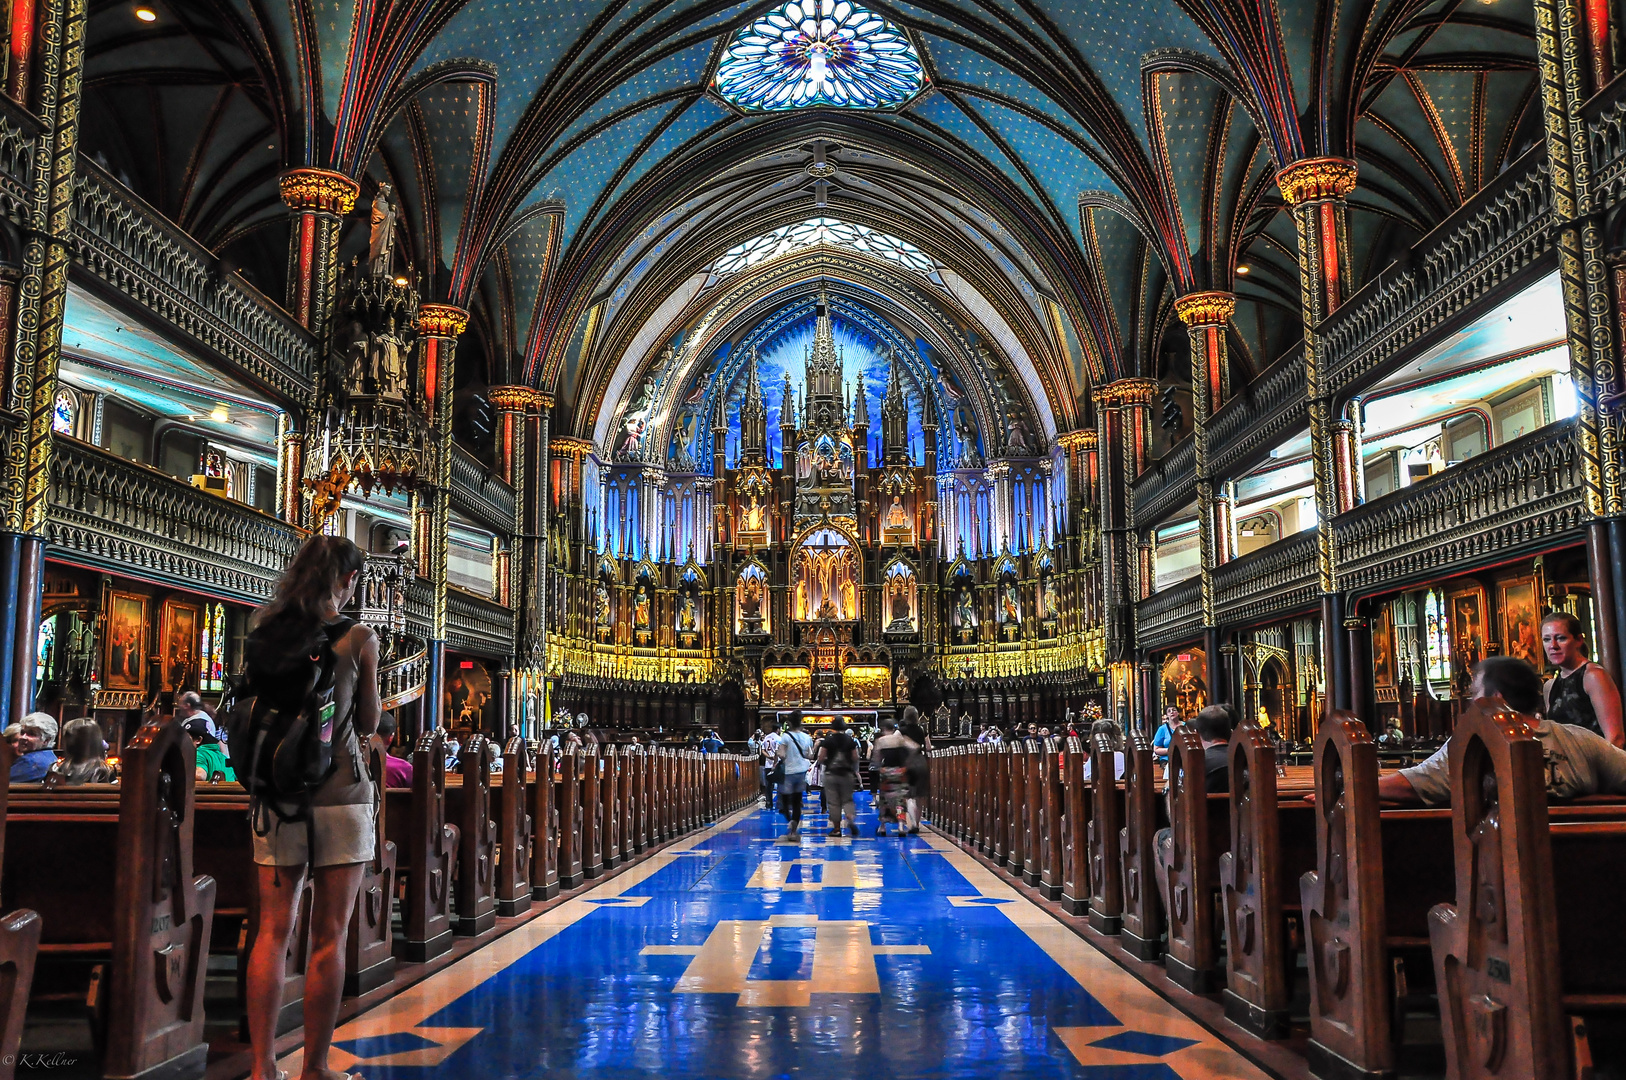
[751,707,931,840]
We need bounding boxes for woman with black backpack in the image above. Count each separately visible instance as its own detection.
[241,536,380,1080]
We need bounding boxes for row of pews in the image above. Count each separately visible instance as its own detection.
[930,702,1626,1079]
[0,715,755,1080]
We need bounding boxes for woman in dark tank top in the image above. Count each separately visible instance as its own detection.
[1542,612,1624,747]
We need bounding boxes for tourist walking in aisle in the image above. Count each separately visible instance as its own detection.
[775,712,814,841]
[816,717,861,836]
[871,717,918,836]
[759,716,780,810]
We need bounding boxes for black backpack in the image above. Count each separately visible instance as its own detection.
[223,616,354,833]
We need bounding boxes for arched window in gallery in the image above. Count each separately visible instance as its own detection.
[714,0,925,112]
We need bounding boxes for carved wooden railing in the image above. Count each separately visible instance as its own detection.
[449,444,516,532]
[1585,73,1626,209]
[1211,529,1318,627]
[1206,348,1308,480]
[1316,145,1552,400]
[1134,575,1202,651]
[1334,419,1584,596]
[1131,437,1196,529]
[46,437,303,603]
[406,576,433,639]
[380,643,429,710]
[447,586,515,657]
[69,160,318,406]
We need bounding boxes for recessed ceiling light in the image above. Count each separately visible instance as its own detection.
[211,404,229,423]
[1236,264,1250,275]
[134,6,157,20]
[394,276,409,287]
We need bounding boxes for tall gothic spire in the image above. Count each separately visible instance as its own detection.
[738,348,768,464]
[882,347,911,462]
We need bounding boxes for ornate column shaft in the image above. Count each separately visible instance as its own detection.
[1094,379,1156,670]
[490,385,548,685]
[279,169,358,336]
[0,0,85,724]
[1175,291,1236,704]
[1277,155,1359,710]
[1534,0,1626,684]
[417,302,467,729]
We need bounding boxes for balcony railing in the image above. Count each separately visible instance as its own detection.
[1206,348,1308,480]
[47,438,303,603]
[447,586,515,657]
[449,444,516,532]
[1335,419,1584,596]
[1134,576,1202,651]
[1212,529,1318,627]
[1132,437,1196,529]
[69,161,318,406]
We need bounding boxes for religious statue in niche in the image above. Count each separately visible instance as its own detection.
[794,528,858,622]
[594,583,611,630]
[1007,417,1035,456]
[368,183,398,276]
[736,565,768,635]
[884,561,916,632]
[634,585,651,631]
[896,668,910,704]
[999,577,1022,638]
[742,494,765,533]
[954,584,977,644]
[1042,574,1059,623]
[678,595,698,634]
[887,494,909,532]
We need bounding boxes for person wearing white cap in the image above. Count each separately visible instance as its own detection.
[8,712,59,783]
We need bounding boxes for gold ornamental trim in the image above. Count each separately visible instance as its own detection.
[1275,157,1358,207]
[1054,429,1097,452]
[488,385,549,413]
[550,436,595,457]
[1091,377,1159,408]
[1173,291,1236,328]
[279,168,360,215]
[418,303,469,338]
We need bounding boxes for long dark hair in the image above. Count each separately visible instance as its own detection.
[249,535,365,664]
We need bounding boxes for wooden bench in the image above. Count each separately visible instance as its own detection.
[1088,731,1126,935]
[0,742,40,1080]
[1038,738,1065,900]
[1061,737,1089,916]
[492,736,531,918]
[394,729,459,962]
[450,735,497,936]
[530,750,559,900]
[1156,727,1226,993]
[557,750,584,889]
[1429,701,1626,1079]
[4,713,215,1080]
[1119,730,1165,961]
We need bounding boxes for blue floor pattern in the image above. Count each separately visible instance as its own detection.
[304,793,1264,1080]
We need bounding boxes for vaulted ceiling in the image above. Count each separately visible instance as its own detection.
[80,0,1542,445]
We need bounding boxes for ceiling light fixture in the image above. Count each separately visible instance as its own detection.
[134,6,157,20]
[1235,264,1250,275]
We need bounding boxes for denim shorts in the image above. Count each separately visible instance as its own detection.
[779,771,808,794]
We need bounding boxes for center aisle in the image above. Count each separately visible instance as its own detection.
[286,796,1267,1079]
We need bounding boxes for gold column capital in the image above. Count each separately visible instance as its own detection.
[1173,291,1237,328]
[278,168,360,215]
[1055,429,1097,452]
[1275,156,1358,207]
[1091,377,1159,409]
[418,303,469,338]
[488,385,550,413]
[550,436,596,458]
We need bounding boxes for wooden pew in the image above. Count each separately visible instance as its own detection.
[1217,723,1306,1039]
[5,714,215,1080]
[1021,739,1043,886]
[494,736,532,918]
[453,734,498,936]
[346,734,397,995]
[627,745,646,854]
[601,746,622,870]
[557,750,584,888]
[997,745,1016,869]
[0,741,40,1080]
[581,747,603,879]
[1061,737,1089,916]
[530,747,560,900]
[1156,726,1225,993]
[1088,730,1125,935]
[1429,702,1626,1080]
[397,729,459,962]
[1119,730,1164,961]
[1039,738,1065,901]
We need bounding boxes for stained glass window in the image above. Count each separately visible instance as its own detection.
[52,389,74,435]
[1424,589,1450,683]
[201,603,226,691]
[714,217,934,276]
[715,0,925,112]
[35,617,54,684]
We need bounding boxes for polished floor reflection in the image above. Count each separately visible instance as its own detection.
[285,795,1266,1079]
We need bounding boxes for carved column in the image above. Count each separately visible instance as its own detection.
[279,168,358,336]
[0,0,85,723]
[417,303,468,730]
[1533,0,1626,684]
[1175,291,1236,705]
[490,385,548,714]
[1277,156,1359,711]
[1094,379,1156,672]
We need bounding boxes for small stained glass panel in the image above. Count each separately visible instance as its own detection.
[714,217,934,276]
[714,0,925,113]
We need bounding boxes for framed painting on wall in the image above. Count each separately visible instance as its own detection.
[1371,605,1397,688]
[1446,584,1487,692]
[1493,384,1547,445]
[104,591,148,692]
[159,598,201,692]
[1499,576,1542,667]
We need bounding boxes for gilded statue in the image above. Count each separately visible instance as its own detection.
[634,585,651,629]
